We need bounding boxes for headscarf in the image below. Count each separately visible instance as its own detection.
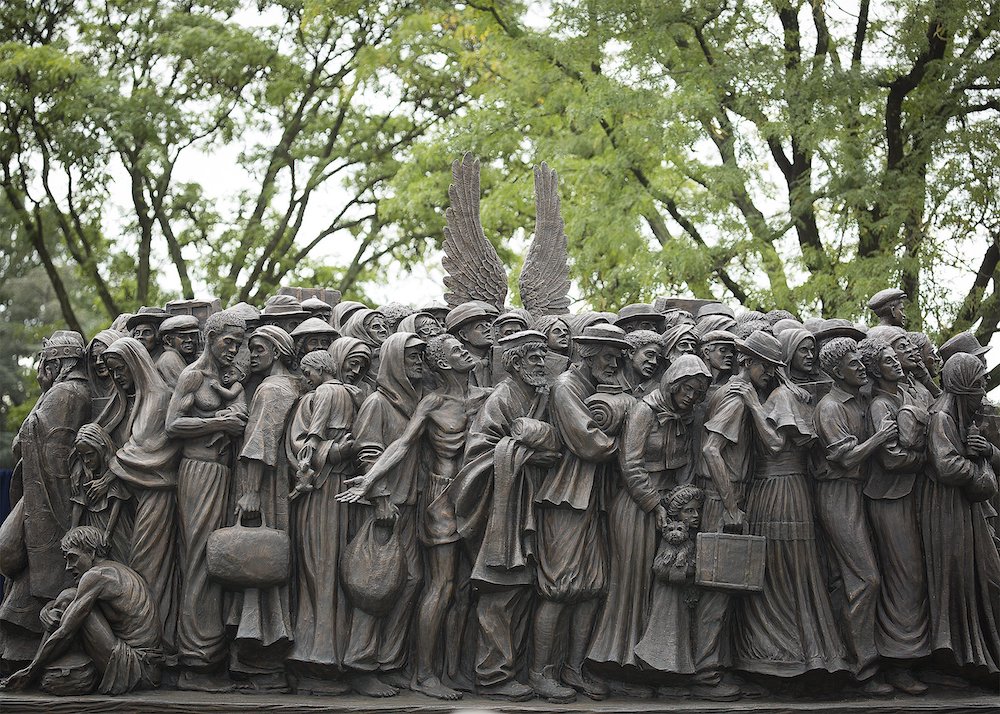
[101,337,179,487]
[328,336,373,384]
[331,301,368,331]
[933,353,987,438]
[661,324,698,362]
[251,325,295,363]
[86,328,127,398]
[397,311,433,334]
[374,332,424,416]
[342,308,385,348]
[643,355,710,432]
[695,314,737,338]
[777,328,819,383]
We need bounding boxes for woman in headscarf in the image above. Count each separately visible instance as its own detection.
[70,422,133,563]
[284,350,361,693]
[587,355,711,686]
[226,325,300,687]
[342,308,391,387]
[331,300,368,331]
[85,328,127,415]
[732,327,848,679]
[397,311,443,340]
[923,353,1000,678]
[660,324,698,369]
[328,337,373,402]
[101,336,181,661]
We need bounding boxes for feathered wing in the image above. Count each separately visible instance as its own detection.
[520,162,571,317]
[441,153,508,309]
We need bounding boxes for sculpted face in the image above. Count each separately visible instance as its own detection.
[175,330,200,357]
[131,324,158,353]
[516,345,548,387]
[921,341,943,377]
[789,337,815,375]
[248,336,276,374]
[341,354,369,385]
[588,346,621,385]
[888,299,906,327]
[677,499,702,531]
[547,320,571,352]
[891,336,918,370]
[209,326,244,367]
[703,343,735,372]
[747,358,775,390]
[632,344,661,379]
[623,318,659,334]
[459,319,493,350]
[302,335,333,353]
[300,363,326,390]
[670,375,708,413]
[494,320,525,340]
[837,350,868,388]
[415,315,443,339]
[442,335,476,374]
[103,354,134,392]
[366,314,390,343]
[671,335,698,361]
[77,443,101,473]
[91,342,110,378]
[63,545,94,583]
[403,345,425,381]
[878,347,904,382]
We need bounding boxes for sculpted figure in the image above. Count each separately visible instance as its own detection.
[660,307,696,329]
[922,353,1000,678]
[696,331,783,699]
[156,315,201,389]
[698,330,736,397]
[868,288,908,328]
[378,302,414,332]
[620,330,663,398]
[260,295,309,334]
[856,337,931,693]
[0,331,91,663]
[84,329,127,416]
[660,324,699,369]
[101,337,182,664]
[939,331,991,367]
[615,304,665,334]
[588,356,710,688]
[531,323,629,702]
[813,337,897,695]
[126,307,169,361]
[330,300,367,331]
[733,328,848,680]
[300,296,334,324]
[228,326,301,688]
[283,349,358,694]
[867,326,933,408]
[342,308,391,385]
[70,424,133,569]
[328,337,374,399]
[446,331,555,701]
[493,311,530,341]
[290,317,340,365]
[778,324,830,402]
[342,332,429,697]
[397,311,444,339]
[907,332,943,398]
[166,310,249,691]
[446,302,500,388]
[1,527,162,695]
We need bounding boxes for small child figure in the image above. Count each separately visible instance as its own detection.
[212,361,247,402]
[289,350,342,501]
[652,519,695,584]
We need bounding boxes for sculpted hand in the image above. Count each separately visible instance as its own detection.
[374,496,399,526]
[735,381,760,406]
[875,417,898,444]
[654,504,669,530]
[335,475,372,503]
[414,394,445,419]
[722,506,745,528]
[968,434,991,457]
[1,667,33,691]
[331,436,357,462]
[236,491,261,516]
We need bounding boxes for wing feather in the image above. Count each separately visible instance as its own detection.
[520,162,571,316]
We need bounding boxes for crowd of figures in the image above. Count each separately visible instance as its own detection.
[0,157,998,703]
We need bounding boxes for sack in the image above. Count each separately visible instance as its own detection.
[206,515,290,588]
[40,652,97,696]
[341,515,405,617]
[896,404,929,451]
[695,528,766,593]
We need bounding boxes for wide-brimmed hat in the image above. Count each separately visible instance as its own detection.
[614,303,664,328]
[290,317,340,338]
[260,294,309,320]
[125,306,169,331]
[159,315,200,334]
[736,331,785,367]
[574,323,630,350]
[867,288,907,312]
[939,331,991,364]
[813,318,866,343]
[696,302,735,320]
[445,300,500,333]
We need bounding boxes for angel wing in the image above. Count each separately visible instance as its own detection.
[520,162,571,317]
[441,153,508,310]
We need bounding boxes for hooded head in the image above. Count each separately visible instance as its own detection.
[342,308,390,348]
[374,332,426,415]
[329,336,373,386]
[98,337,171,435]
[778,328,818,381]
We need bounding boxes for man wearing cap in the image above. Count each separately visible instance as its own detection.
[448,331,555,701]
[615,304,665,334]
[531,324,628,702]
[127,307,170,362]
[939,331,991,367]
[290,317,340,363]
[446,301,501,388]
[695,331,784,699]
[300,296,334,324]
[813,338,898,695]
[492,311,530,342]
[259,294,310,334]
[868,289,908,328]
[343,332,430,697]
[156,315,202,388]
[620,330,663,397]
[699,330,737,395]
[0,331,91,666]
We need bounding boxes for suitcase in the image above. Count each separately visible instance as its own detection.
[695,529,766,593]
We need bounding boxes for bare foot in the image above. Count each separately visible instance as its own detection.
[351,673,398,697]
[380,669,410,690]
[442,669,476,693]
[411,674,463,700]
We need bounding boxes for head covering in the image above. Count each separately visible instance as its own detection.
[699,329,736,347]
[661,324,697,357]
[41,330,85,361]
[772,318,804,335]
[75,422,116,458]
[445,301,500,333]
[694,314,737,337]
[574,323,630,349]
[342,308,385,347]
[228,302,261,327]
[290,317,339,338]
[939,331,991,365]
[331,300,367,330]
[301,296,333,313]
[737,331,785,367]
[614,304,664,328]
[663,353,712,386]
[159,315,200,334]
[868,288,907,312]
[736,310,767,325]
[865,325,907,347]
[534,314,569,335]
[98,337,169,433]
[328,336,373,384]
[696,303,734,320]
[85,329,127,395]
[494,311,530,331]
[498,330,547,353]
[941,352,987,397]
[125,307,169,331]
[374,332,426,415]
[813,318,866,344]
[250,325,295,361]
[565,312,611,336]
[777,328,817,379]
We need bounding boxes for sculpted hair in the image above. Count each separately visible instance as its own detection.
[61,526,109,559]
[624,329,662,352]
[577,343,603,360]
[857,336,892,380]
[819,337,858,376]
[205,310,247,338]
[424,334,454,370]
[664,484,704,517]
[500,341,546,373]
[300,349,336,376]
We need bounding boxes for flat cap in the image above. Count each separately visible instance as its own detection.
[159,315,201,334]
[446,301,500,333]
[867,288,907,312]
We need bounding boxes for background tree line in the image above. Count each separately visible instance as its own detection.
[1,0,998,430]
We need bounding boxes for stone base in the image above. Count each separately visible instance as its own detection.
[2,690,998,713]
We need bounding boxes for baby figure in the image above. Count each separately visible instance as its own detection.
[212,362,247,402]
[652,519,695,584]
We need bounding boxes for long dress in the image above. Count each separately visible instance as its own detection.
[733,384,849,676]
[588,391,695,669]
